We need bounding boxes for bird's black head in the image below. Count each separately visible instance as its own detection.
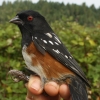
[10,10,53,46]
[10,10,52,33]
[10,10,43,24]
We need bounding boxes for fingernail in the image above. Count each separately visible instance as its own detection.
[31,82,40,91]
[44,82,59,96]
[45,82,58,89]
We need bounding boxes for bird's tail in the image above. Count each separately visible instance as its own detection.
[67,75,88,100]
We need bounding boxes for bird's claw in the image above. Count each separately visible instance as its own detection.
[8,69,29,82]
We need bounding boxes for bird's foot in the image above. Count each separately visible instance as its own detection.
[8,69,29,82]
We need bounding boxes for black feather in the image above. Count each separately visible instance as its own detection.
[32,32,89,86]
[33,39,46,55]
[68,75,88,100]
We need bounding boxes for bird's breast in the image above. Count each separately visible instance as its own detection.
[22,43,47,83]
[22,44,36,63]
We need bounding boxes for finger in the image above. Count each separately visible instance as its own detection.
[25,84,33,100]
[26,88,60,100]
[44,81,59,96]
[26,90,34,100]
[59,84,71,100]
[27,76,43,95]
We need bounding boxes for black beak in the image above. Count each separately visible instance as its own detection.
[9,16,24,25]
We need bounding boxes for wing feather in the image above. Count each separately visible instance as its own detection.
[32,33,89,86]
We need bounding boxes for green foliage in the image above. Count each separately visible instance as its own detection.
[0,24,26,100]
[0,0,100,26]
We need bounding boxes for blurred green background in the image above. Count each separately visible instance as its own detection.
[0,0,100,100]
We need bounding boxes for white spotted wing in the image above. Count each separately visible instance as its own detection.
[32,32,89,85]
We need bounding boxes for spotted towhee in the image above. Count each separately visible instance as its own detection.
[9,10,90,100]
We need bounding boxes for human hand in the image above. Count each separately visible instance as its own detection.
[25,76,71,100]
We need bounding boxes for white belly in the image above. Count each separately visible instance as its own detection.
[22,45,46,85]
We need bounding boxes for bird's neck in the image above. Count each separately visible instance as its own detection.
[19,26,32,47]
[33,20,54,34]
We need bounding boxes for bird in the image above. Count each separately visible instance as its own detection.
[9,10,90,100]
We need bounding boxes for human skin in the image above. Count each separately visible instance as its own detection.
[25,76,71,100]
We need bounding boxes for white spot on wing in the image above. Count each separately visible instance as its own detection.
[43,40,47,44]
[53,49,60,54]
[35,37,37,39]
[32,36,34,41]
[42,46,46,50]
[49,41,54,45]
[55,42,59,45]
[65,55,68,58]
[54,36,61,44]
[32,36,37,40]
[46,33,52,38]
[71,66,78,72]
[69,56,72,59]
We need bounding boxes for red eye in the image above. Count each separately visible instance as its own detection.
[27,16,33,21]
